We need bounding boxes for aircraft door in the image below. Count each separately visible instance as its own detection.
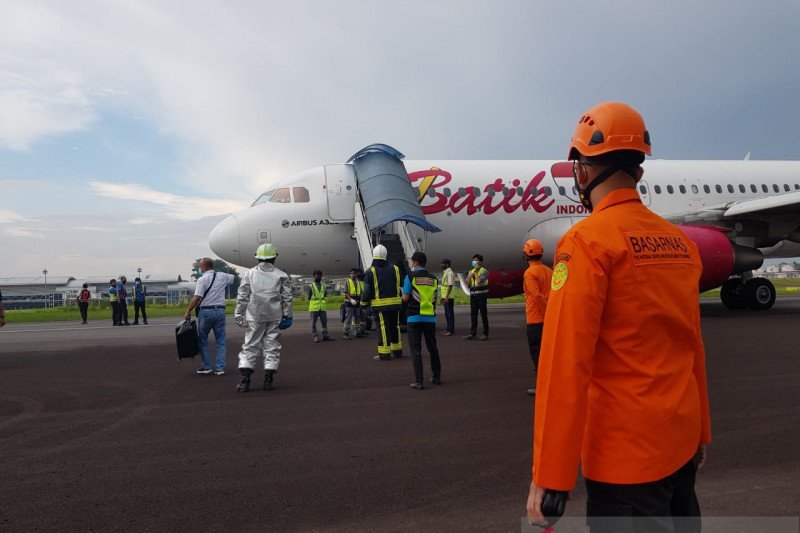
[324,164,357,221]
[637,180,652,206]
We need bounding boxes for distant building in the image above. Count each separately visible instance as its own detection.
[0,274,195,310]
[754,262,800,279]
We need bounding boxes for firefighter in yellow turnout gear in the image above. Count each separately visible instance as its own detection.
[360,245,403,360]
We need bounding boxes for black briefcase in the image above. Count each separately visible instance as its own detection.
[176,319,199,359]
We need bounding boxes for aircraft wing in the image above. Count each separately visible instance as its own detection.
[665,192,800,225]
[721,191,800,217]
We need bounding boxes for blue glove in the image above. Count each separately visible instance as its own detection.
[279,316,293,330]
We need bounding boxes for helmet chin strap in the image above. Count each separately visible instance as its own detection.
[575,166,638,211]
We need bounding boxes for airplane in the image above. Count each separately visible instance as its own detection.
[209,145,800,311]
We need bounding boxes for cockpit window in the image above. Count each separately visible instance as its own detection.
[251,189,276,207]
[269,187,291,203]
[292,187,310,203]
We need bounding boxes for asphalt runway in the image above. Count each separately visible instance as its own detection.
[1,301,799,531]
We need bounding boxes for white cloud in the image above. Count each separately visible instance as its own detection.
[0,209,25,223]
[88,181,244,221]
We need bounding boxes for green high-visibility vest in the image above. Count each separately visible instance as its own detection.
[309,282,326,312]
[409,271,438,317]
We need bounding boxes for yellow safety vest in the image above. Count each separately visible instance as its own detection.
[309,282,326,312]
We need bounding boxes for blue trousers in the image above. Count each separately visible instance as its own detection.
[198,308,227,371]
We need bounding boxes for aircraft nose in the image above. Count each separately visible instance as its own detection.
[209,214,242,265]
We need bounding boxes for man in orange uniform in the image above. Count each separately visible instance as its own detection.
[522,239,551,396]
[526,102,711,533]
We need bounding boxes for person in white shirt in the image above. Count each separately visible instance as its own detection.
[439,259,455,335]
[184,258,236,375]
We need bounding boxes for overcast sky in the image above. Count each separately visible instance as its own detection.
[2,0,799,278]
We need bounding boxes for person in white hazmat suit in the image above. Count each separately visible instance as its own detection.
[234,243,294,392]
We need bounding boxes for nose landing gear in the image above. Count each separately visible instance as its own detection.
[720,276,776,310]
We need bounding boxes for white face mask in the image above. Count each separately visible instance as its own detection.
[471,260,478,268]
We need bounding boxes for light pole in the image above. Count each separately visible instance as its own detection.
[137,267,142,279]
[42,268,48,309]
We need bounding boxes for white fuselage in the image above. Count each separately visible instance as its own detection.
[209,160,800,275]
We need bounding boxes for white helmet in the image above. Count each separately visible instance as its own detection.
[255,243,278,260]
[372,244,387,260]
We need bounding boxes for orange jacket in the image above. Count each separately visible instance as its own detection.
[533,188,711,490]
[524,261,552,324]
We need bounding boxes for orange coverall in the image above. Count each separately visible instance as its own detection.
[533,188,712,490]
[524,260,552,324]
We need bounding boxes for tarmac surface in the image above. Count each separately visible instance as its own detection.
[1,300,799,531]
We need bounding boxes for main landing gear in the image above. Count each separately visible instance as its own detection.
[720,276,776,310]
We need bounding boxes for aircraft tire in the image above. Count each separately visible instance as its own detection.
[720,279,747,310]
[744,277,776,310]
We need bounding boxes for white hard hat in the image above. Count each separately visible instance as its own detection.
[372,244,387,260]
[255,243,278,260]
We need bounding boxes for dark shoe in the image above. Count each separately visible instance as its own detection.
[132,321,138,325]
[393,352,404,358]
[527,387,536,396]
[143,321,149,325]
[373,355,391,361]
[82,321,87,324]
[236,368,253,392]
[196,367,213,375]
[409,382,425,390]
[463,335,475,340]
[322,335,334,341]
[478,334,488,341]
[430,377,442,385]
[263,370,276,391]
[124,322,131,326]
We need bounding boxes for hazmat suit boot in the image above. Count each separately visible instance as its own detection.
[322,331,333,341]
[236,368,253,393]
[263,369,276,391]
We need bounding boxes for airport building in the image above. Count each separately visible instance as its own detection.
[0,275,196,310]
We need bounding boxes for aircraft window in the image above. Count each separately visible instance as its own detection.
[530,186,538,196]
[703,185,710,194]
[691,184,699,194]
[679,185,686,194]
[502,186,509,196]
[795,184,800,190]
[654,185,662,194]
[516,187,523,196]
[773,184,779,193]
[488,188,496,197]
[251,188,276,207]
[543,186,553,196]
[638,184,646,194]
[762,184,769,193]
[346,185,352,191]
[750,184,757,193]
[667,185,674,194]
[427,188,436,198]
[784,184,790,192]
[715,184,722,193]
[443,187,452,197]
[269,187,291,203]
[738,184,746,193]
[458,187,466,196]
[558,186,566,195]
[727,184,734,193]
[292,187,310,203]
[472,187,481,197]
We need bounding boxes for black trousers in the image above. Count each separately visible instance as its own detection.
[78,302,89,322]
[375,309,402,359]
[526,322,544,371]
[469,295,488,336]
[134,300,147,323]
[585,458,701,533]
[111,302,120,325]
[119,300,129,323]
[442,298,455,333]
[407,322,441,384]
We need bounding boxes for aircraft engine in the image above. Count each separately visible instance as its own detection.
[486,269,526,298]
[678,225,763,292]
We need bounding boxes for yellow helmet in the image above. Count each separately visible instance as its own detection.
[255,243,278,260]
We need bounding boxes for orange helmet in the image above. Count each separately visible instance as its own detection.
[523,239,543,257]
[567,102,652,160]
